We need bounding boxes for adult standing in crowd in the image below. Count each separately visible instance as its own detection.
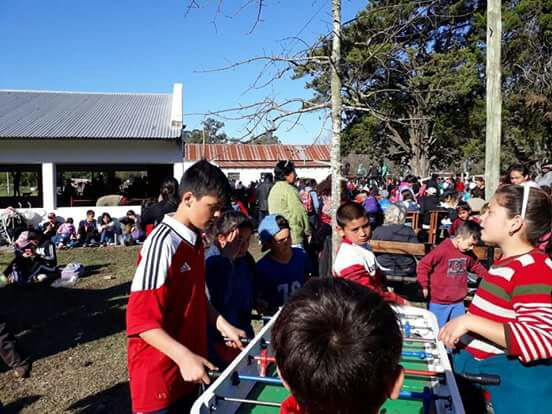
[256,174,273,224]
[268,161,311,247]
[141,177,179,235]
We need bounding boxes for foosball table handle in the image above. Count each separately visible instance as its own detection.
[457,372,501,386]
[208,370,222,381]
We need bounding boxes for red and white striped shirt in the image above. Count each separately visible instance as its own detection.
[463,250,552,363]
[333,238,406,305]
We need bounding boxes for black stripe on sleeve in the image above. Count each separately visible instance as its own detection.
[141,225,169,290]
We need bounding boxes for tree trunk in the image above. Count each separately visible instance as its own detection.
[330,0,342,262]
[408,117,431,177]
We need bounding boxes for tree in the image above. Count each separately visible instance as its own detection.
[182,117,230,144]
[295,1,485,177]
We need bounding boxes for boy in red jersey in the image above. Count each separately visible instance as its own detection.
[126,160,246,414]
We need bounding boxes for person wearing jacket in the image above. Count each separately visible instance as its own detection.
[268,161,311,247]
[256,174,273,223]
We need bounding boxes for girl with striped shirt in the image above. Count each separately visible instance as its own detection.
[439,184,552,414]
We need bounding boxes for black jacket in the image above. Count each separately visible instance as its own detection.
[372,224,418,276]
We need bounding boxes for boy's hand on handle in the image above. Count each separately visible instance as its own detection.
[217,318,246,350]
[178,350,217,385]
[438,314,470,348]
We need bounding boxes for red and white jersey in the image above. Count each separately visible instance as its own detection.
[126,214,207,412]
[463,250,552,363]
[333,239,406,305]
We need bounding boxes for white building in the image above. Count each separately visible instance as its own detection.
[184,143,331,185]
[0,84,184,220]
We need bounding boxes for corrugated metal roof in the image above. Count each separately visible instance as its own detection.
[185,144,330,167]
[0,90,181,139]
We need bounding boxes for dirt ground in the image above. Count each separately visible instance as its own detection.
[0,239,266,414]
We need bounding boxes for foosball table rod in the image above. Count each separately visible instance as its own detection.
[211,372,450,401]
[252,350,438,363]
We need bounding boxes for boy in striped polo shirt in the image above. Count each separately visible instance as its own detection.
[439,184,552,414]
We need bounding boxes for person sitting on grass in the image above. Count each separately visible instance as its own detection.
[255,214,313,315]
[54,217,77,249]
[41,212,59,243]
[417,221,488,328]
[119,210,144,246]
[77,210,99,247]
[333,202,408,305]
[98,212,116,246]
[205,210,255,368]
[272,277,405,414]
[3,230,58,285]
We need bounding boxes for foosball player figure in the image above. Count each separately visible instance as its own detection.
[333,202,408,305]
[271,277,405,414]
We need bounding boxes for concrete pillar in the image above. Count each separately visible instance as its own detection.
[173,162,184,182]
[42,163,56,211]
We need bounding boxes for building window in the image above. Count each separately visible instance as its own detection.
[0,165,42,208]
[227,172,240,182]
[56,164,173,207]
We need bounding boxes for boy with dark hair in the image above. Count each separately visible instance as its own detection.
[417,220,488,327]
[272,278,404,414]
[449,201,471,236]
[333,202,407,305]
[77,210,99,247]
[126,160,246,414]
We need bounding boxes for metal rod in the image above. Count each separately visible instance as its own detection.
[216,395,281,407]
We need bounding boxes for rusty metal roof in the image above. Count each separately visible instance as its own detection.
[185,144,330,168]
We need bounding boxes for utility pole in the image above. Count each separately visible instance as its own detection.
[485,0,502,199]
[330,0,342,261]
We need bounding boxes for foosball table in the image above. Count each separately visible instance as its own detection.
[192,306,466,414]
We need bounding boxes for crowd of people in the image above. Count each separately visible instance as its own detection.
[1,158,551,414]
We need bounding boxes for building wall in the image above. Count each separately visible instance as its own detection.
[182,162,330,184]
[0,139,184,212]
[0,139,182,164]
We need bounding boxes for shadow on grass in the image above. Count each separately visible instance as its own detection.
[0,280,130,368]
[82,264,110,278]
[67,382,130,414]
[1,395,41,414]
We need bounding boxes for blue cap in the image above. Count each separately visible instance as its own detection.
[258,214,282,246]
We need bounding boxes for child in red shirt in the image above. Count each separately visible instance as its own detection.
[126,161,246,414]
[272,278,404,414]
[449,201,471,236]
[417,221,488,328]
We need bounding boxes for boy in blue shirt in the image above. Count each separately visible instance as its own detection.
[255,215,313,314]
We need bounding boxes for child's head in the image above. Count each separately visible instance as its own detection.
[100,212,112,224]
[258,214,292,253]
[508,164,530,185]
[384,203,406,225]
[208,210,253,258]
[66,217,73,224]
[337,202,371,245]
[481,184,552,250]
[453,221,481,252]
[272,278,404,414]
[47,212,56,223]
[456,201,472,221]
[177,160,232,230]
[126,210,136,218]
[86,210,95,220]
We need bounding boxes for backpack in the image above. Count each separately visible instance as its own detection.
[61,262,85,280]
[300,191,314,214]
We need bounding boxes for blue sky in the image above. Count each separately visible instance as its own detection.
[0,0,363,144]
